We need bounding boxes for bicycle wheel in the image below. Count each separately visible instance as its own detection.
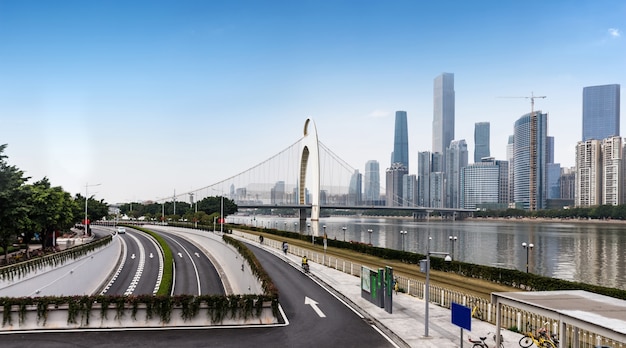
[472,344,485,348]
[519,336,533,348]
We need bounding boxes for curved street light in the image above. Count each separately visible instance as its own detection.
[400,230,407,251]
[522,242,534,273]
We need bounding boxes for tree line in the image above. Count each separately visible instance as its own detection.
[117,196,237,225]
[0,144,108,262]
[474,205,626,220]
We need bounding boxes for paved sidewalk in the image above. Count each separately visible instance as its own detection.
[242,233,524,348]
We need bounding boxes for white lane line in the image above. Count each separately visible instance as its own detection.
[101,236,128,295]
[124,233,146,296]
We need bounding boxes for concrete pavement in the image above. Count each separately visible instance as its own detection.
[236,231,524,348]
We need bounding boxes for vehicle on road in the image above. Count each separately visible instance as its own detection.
[117,227,126,234]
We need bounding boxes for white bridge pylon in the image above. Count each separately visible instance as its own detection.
[300,118,321,222]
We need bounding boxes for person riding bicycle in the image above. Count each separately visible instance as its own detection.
[301,255,309,271]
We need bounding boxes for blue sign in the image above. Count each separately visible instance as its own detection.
[451,302,471,331]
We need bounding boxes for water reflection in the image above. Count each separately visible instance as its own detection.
[231,216,626,290]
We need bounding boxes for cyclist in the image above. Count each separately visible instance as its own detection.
[302,255,309,272]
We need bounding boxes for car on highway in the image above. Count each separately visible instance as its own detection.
[117,227,126,234]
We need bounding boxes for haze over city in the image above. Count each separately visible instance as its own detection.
[1,0,624,203]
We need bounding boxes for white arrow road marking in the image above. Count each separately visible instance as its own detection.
[131,254,136,259]
[304,296,326,318]
[194,252,200,258]
[149,252,154,258]
[178,252,183,258]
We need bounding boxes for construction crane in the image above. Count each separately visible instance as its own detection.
[499,93,546,211]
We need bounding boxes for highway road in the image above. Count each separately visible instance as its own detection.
[98,227,162,296]
[0,233,397,347]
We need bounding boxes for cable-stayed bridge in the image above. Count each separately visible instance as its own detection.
[163,119,474,230]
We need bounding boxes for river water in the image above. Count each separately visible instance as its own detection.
[231,216,626,290]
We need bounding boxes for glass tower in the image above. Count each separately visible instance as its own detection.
[392,111,409,168]
[432,73,455,154]
[445,139,468,208]
[474,122,490,163]
[582,84,620,141]
[364,160,380,205]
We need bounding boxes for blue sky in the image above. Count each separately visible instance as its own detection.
[1,0,624,203]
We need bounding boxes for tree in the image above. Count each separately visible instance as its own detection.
[29,178,78,249]
[0,144,30,262]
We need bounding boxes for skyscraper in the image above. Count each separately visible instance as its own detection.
[348,170,362,206]
[432,73,455,154]
[385,162,408,207]
[474,122,490,163]
[575,140,602,207]
[402,174,417,207]
[392,111,409,168]
[364,160,380,205]
[513,112,548,210]
[460,158,509,210]
[445,139,468,208]
[602,136,623,206]
[417,152,431,207]
[506,135,515,203]
[582,84,620,141]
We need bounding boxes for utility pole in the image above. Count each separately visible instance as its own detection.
[499,93,546,211]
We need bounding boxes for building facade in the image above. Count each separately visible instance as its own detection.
[513,112,548,210]
[348,170,362,206]
[474,122,490,163]
[575,140,602,207]
[417,152,431,207]
[601,136,623,206]
[392,111,409,168]
[460,158,509,210]
[364,160,380,205]
[445,139,468,208]
[582,84,620,141]
[385,162,408,207]
[402,174,417,207]
[432,73,455,154]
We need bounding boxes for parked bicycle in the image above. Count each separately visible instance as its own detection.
[468,332,504,348]
[469,299,483,319]
[519,322,558,348]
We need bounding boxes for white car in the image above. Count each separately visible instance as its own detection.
[117,227,126,234]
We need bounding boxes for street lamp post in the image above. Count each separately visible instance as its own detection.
[522,242,534,273]
[342,227,347,242]
[294,222,298,232]
[367,229,373,245]
[449,235,458,256]
[424,250,452,337]
[84,183,101,237]
[400,230,407,251]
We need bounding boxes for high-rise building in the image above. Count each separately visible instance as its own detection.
[270,181,285,205]
[602,136,623,205]
[575,140,602,207]
[513,112,548,210]
[560,168,576,201]
[582,84,620,141]
[392,111,409,168]
[417,152,431,207]
[429,172,445,208]
[348,170,362,206]
[432,73,455,154]
[547,163,561,199]
[506,135,515,203]
[386,163,408,207]
[474,122,490,163]
[460,158,509,210]
[364,160,380,205]
[445,139,468,208]
[402,174,417,207]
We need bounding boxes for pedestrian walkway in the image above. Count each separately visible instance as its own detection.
[237,231,524,348]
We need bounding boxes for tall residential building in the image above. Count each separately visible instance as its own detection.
[460,158,509,209]
[560,167,576,201]
[432,73,455,154]
[429,172,445,208]
[392,111,409,168]
[575,140,602,207]
[506,135,515,204]
[513,111,548,210]
[431,152,444,172]
[417,152,431,207]
[364,160,380,204]
[385,162,408,207]
[474,122,490,163]
[602,136,623,205]
[582,84,620,141]
[270,181,285,205]
[348,170,362,206]
[445,139,468,208]
[402,174,417,207]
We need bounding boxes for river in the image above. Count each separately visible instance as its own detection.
[230,215,626,290]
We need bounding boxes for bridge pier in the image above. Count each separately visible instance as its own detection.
[299,208,307,233]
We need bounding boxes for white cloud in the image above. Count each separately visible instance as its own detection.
[608,28,621,38]
[368,109,391,118]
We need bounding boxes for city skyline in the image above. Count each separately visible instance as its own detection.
[1,1,624,203]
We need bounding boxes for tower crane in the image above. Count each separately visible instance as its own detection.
[499,93,546,211]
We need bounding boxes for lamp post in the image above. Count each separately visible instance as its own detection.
[448,235,458,256]
[367,229,373,245]
[342,227,347,242]
[424,250,452,337]
[294,222,298,232]
[522,242,534,273]
[400,230,407,251]
[84,183,101,237]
